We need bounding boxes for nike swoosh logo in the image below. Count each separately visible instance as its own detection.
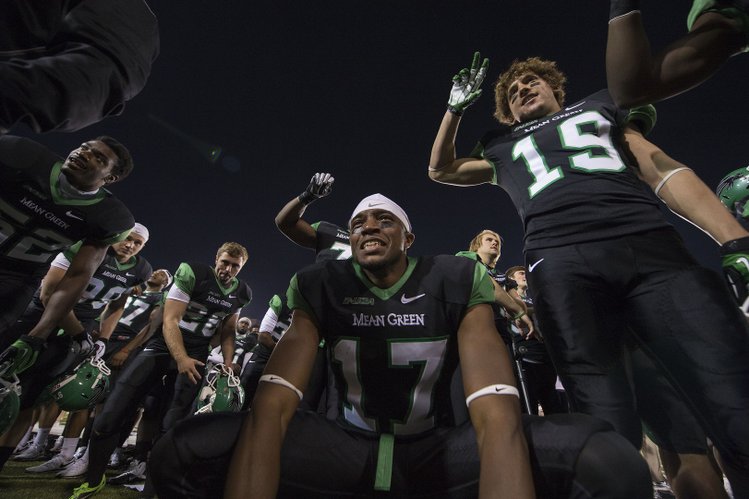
[528,258,544,272]
[126,272,135,277]
[565,102,585,111]
[228,295,236,299]
[368,202,384,207]
[65,210,84,220]
[401,293,425,304]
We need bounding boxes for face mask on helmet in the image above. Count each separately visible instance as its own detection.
[716,166,749,219]
[0,375,21,434]
[48,358,111,411]
[195,364,245,414]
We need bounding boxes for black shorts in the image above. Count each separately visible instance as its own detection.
[150,410,622,499]
[526,228,749,468]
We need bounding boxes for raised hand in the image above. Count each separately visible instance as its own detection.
[298,172,335,206]
[447,52,489,116]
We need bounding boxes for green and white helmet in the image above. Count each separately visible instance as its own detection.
[716,166,749,218]
[195,364,245,414]
[0,375,21,434]
[49,358,111,411]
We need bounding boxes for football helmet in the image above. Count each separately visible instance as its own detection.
[0,375,21,434]
[716,166,749,218]
[49,358,111,411]
[195,364,244,414]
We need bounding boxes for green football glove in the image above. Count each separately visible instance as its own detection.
[626,105,657,136]
[0,335,44,378]
[447,52,489,116]
[721,236,749,312]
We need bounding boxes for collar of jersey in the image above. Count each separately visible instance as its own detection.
[456,251,497,275]
[112,254,138,271]
[351,256,417,301]
[49,161,107,206]
[212,270,239,295]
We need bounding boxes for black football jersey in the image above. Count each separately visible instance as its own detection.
[311,221,351,262]
[148,262,252,351]
[472,90,669,250]
[288,255,494,436]
[56,243,152,321]
[113,290,165,339]
[0,136,134,272]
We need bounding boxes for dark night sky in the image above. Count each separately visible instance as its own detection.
[17,1,749,318]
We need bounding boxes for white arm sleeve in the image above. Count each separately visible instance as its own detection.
[50,252,71,270]
[167,285,191,304]
[259,306,279,333]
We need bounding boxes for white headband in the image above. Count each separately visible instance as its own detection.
[349,193,412,232]
[130,222,149,242]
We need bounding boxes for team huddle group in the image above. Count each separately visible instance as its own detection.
[2,0,749,498]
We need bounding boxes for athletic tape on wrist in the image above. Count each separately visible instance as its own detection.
[654,167,692,198]
[259,374,303,400]
[465,384,519,407]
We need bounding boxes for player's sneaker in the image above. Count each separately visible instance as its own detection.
[13,437,34,455]
[720,237,749,312]
[50,435,64,453]
[25,454,73,473]
[58,454,89,478]
[0,336,44,378]
[69,475,105,499]
[72,445,87,460]
[107,447,125,468]
[12,442,47,461]
[108,458,146,485]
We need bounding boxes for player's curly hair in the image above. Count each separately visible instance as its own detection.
[96,135,134,182]
[493,57,567,124]
[468,229,502,253]
[216,242,249,263]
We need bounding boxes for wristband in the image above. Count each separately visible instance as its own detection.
[466,384,519,407]
[512,310,527,321]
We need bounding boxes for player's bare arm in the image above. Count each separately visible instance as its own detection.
[607,3,745,108]
[110,307,162,367]
[97,293,129,341]
[429,52,494,185]
[219,313,239,368]
[162,298,204,384]
[490,278,535,338]
[225,309,320,499]
[37,265,85,336]
[458,303,535,498]
[26,240,108,340]
[275,173,335,248]
[622,126,748,245]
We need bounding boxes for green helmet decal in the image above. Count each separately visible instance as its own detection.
[716,166,749,218]
[195,364,245,414]
[0,375,21,434]
[49,358,111,411]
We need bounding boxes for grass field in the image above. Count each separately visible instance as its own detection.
[0,459,141,499]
